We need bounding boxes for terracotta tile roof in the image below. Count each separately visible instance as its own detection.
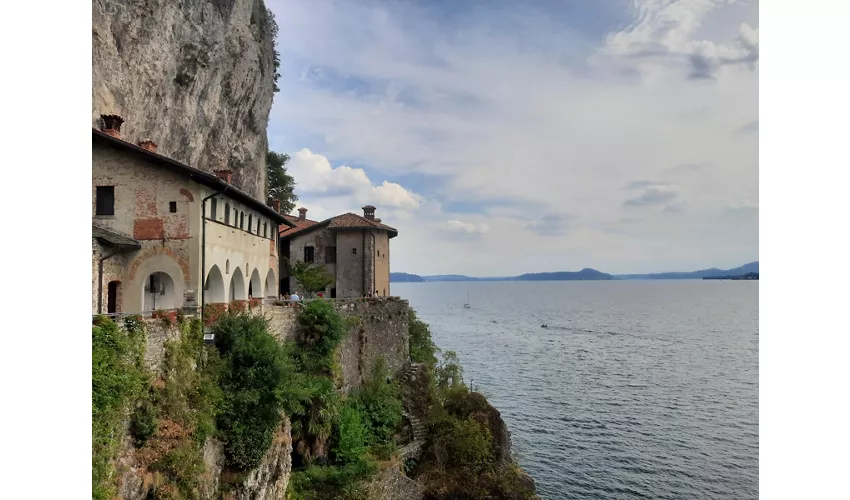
[279,212,398,239]
[279,214,319,237]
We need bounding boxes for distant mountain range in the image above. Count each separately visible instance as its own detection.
[390,261,758,283]
[614,262,759,280]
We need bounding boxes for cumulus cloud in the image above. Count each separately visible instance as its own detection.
[287,148,421,211]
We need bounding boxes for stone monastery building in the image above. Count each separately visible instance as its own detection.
[92,115,291,314]
[278,206,397,299]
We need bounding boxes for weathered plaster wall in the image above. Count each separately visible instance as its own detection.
[374,231,390,297]
[93,141,198,313]
[93,140,280,312]
[335,231,370,298]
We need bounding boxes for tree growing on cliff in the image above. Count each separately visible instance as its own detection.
[290,261,334,297]
[267,150,297,214]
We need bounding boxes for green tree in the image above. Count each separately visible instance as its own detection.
[436,350,464,391]
[267,150,297,213]
[408,308,438,369]
[291,261,334,297]
[334,406,368,465]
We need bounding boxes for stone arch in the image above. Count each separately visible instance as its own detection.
[205,265,226,304]
[249,268,262,299]
[129,251,186,313]
[179,188,195,202]
[229,267,246,300]
[265,268,277,298]
[128,247,190,283]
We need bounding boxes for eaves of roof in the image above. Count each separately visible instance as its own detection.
[92,128,293,226]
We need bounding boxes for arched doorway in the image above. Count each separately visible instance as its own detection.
[249,269,262,299]
[143,272,178,311]
[205,265,226,304]
[265,269,277,298]
[230,267,246,301]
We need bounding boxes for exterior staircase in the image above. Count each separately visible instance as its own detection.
[398,362,428,463]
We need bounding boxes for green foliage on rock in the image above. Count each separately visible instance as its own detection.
[287,459,377,500]
[291,261,335,297]
[294,299,347,374]
[435,349,464,391]
[334,405,369,465]
[213,313,294,470]
[349,359,404,445]
[92,316,147,500]
[408,308,438,369]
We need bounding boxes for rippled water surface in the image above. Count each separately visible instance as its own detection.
[393,280,758,500]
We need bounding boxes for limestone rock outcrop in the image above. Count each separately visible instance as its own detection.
[92,0,277,200]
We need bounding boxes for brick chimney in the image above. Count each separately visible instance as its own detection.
[271,199,281,213]
[100,114,124,139]
[362,205,376,220]
[138,140,158,153]
[297,207,308,221]
[213,168,233,184]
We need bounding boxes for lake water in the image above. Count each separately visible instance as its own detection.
[393,280,759,500]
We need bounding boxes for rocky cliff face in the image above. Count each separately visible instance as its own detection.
[92,0,277,200]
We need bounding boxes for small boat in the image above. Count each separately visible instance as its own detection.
[464,289,471,308]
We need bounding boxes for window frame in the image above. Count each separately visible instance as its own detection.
[95,186,115,216]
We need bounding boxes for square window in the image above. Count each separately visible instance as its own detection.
[96,186,115,216]
[169,201,177,213]
[352,248,357,255]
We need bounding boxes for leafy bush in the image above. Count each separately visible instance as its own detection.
[435,350,464,391]
[92,318,147,500]
[213,314,293,470]
[441,417,493,472]
[150,442,206,497]
[408,308,438,369]
[334,406,368,464]
[287,459,377,500]
[291,261,334,296]
[294,300,347,374]
[350,359,403,445]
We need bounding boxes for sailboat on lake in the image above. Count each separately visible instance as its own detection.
[464,288,471,309]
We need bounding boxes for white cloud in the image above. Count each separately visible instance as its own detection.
[446,220,490,235]
[265,0,759,274]
[287,148,421,211]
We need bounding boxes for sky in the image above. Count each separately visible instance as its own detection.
[264,0,759,276]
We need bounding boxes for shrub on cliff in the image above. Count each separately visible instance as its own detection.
[213,314,294,470]
[92,317,147,500]
[295,299,347,374]
[334,405,368,465]
[349,358,404,445]
[408,308,438,369]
